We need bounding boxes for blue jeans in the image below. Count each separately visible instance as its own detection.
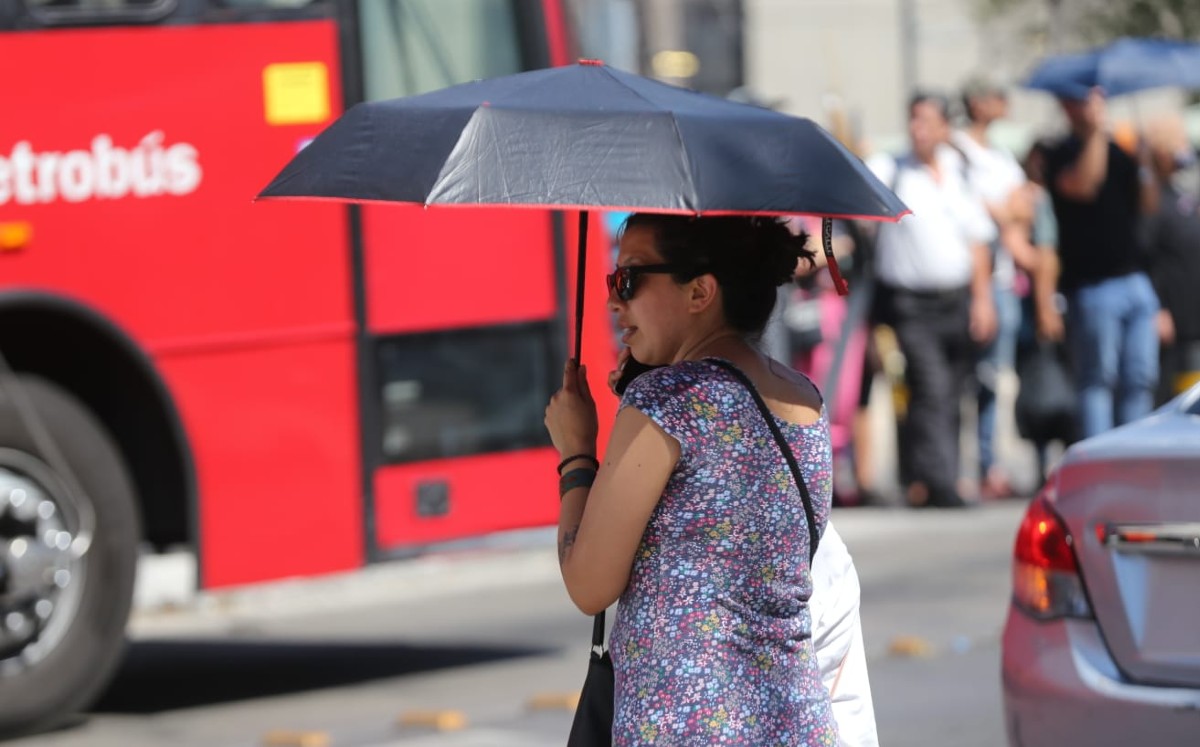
[1066,272,1160,439]
[976,281,1021,476]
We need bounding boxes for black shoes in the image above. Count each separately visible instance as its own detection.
[925,488,972,509]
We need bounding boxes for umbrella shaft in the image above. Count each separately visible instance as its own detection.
[574,211,589,362]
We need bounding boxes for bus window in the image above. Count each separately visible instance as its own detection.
[376,323,555,463]
[22,0,173,23]
[359,0,523,101]
[218,0,316,9]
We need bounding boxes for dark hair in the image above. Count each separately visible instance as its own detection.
[961,92,983,124]
[960,77,1007,124]
[1022,137,1055,186]
[908,90,951,122]
[619,214,813,336]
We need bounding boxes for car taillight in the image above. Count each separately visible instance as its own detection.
[1012,485,1093,620]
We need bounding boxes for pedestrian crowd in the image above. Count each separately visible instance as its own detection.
[774,78,1200,508]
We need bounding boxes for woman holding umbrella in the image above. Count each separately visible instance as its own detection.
[260,59,904,746]
[545,214,839,744]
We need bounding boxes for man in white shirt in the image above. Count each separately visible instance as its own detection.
[867,92,996,508]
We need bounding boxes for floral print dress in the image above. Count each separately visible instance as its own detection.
[611,359,837,746]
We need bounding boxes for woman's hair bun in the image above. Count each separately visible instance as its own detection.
[747,216,810,288]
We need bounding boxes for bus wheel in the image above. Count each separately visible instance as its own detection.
[0,375,140,736]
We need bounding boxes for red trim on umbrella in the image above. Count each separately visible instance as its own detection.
[254,194,911,224]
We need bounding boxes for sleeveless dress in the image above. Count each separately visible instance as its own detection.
[611,359,837,746]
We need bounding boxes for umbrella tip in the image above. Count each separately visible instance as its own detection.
[578,58,605,66]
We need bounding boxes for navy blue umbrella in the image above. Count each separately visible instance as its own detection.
[260,61,909,357]
[1024,37,1200,99]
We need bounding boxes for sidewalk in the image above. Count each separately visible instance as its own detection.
[88,502,1029,747]
[131,501,1028,639]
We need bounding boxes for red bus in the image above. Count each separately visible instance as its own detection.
[0,0,619,733]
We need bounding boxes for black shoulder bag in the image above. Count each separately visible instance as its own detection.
[566,359,820,746]
[565,611,613,746]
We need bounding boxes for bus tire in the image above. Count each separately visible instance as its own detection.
[0,375,140,736]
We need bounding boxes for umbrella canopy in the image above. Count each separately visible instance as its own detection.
[259,61,907,222]
[1024,37,1200,99]
[259,61,909,358]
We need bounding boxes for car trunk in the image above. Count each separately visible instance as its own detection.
[1058,413,1200,688]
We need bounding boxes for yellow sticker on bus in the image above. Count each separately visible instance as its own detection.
[263,62,331,126]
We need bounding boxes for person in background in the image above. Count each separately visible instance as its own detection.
[867,91,997,508]
[783,219,869,508]
[1043,87,1160,438]
[1012,139,1074,480]
[1142,115,1200,404]
[953,75,1042,499]
[1020,140,1066,346]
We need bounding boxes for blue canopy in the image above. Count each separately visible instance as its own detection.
[1024,37,1200,99]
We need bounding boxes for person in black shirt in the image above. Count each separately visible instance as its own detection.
[1143,115,1200,403]
[1043,87,1161,438]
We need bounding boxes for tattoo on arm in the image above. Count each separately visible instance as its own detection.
[559,525,579,565]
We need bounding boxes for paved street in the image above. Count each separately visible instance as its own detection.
[9,501,1027,747]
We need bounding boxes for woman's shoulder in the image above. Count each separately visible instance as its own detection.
[620,359,735,413]
[624,359,718,397]
[619,361,733,439]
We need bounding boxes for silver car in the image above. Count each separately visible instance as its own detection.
[1002,384,1200,746]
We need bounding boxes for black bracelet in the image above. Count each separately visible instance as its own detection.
[557,453,599,475]
[559,467,596,499]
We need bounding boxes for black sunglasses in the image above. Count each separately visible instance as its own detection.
[606,264,691,301]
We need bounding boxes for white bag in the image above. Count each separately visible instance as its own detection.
[812,522,880,747]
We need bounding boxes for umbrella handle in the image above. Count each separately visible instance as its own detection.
[573,211,588,362]
[822,217,850,296]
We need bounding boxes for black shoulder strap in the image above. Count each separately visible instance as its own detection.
[589,609,606,654]
[709,359,821,563]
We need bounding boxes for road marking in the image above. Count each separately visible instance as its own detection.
[887,635,935,658]
[526,692,581,710]
[261,730,331,747]
[397,710,469,731]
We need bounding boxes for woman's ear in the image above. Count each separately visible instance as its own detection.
[688,274,720,314]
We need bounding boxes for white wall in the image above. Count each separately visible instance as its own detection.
[570,0,1191,158]
[743,0,1064,156]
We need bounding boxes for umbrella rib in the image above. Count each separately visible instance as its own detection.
[496,64,581,104]
[664,114,699,213]
[601,65,671,113]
